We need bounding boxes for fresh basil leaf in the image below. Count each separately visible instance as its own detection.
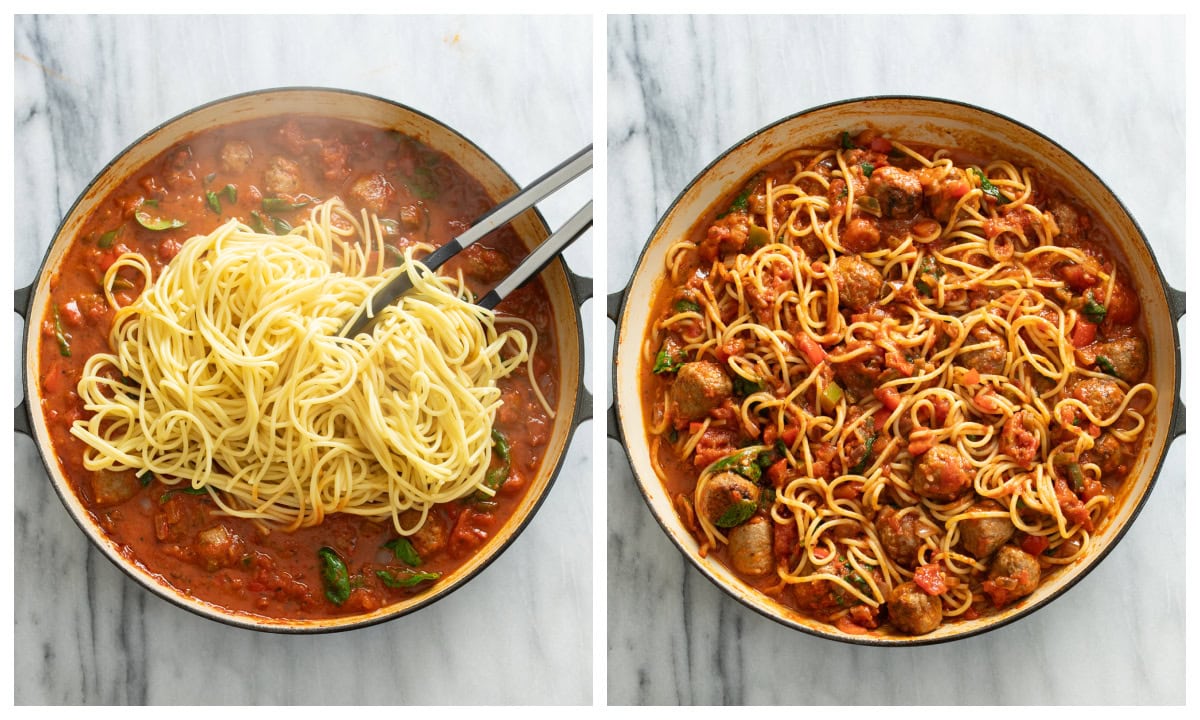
[1096,356,1119,377]
[652,348,684,374]
[674,299,701,314]
[135,209,186,231]
[318,547,351,605]
[383,537,422,567]
[970,168,1013,205]
[840,131,855,150]
[860,161,875,177]
[1083,293,1107,324]
[714,499,757,528]
[137,470,153,487]
[732,374,762,397]
[98,229,118,249]
[375,569,441,588]
[206,191,221,214]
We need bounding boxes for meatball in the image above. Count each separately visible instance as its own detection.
[1089,336,1147,383]
[219,140,254,175]
[400,509,448,558]
[957,499,1014,559]
[958,324,1007,376]
[841,216,881,253]
[263,156,302,194]
[876,505,925,568]
[867,166,924,219]
[831,255,883,310]
[887,582,943,635]
[1071,377,1125,420]
[999,411,1039,470]
[833,341,885,402]
[792,556,856,615]
[671,361,733,421]
[349,171,396,214]
[698,471,761,528]
[728,516,773,576]
[1080,432,1126,475]
[920,166,975,223]
[984,545,1041,608]
[911,444,975,501]
[1047,198,1088,243]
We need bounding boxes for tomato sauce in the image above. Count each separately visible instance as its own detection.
[37,116,559,620]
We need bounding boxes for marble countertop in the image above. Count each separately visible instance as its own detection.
[606,14,1184,705]
[14,15,592,705]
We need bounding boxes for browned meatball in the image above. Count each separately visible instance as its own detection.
[984,545,1041,607]
[698,471,760,528]
[400,509,448,558]
[868,166,924,219]
[263,156,301,194]
[792,556,855,615]
[671,361,733,421]
[888,581,943,635]
[349,171,397,214]
[876,505,925,568]
[958,324,1007,376]
[841,216,881,253]
[728,516,773,576]
[831,255,883,310]
[1071,377,1125,419]
[1090,336,1148,383]
[1047,198,1088,243]
[920,166,976,223]
[833,341,884,401]
[957,499,1014,559]
[1080,432,1126,475]
[912,444,976,501]
[219,140,254,175]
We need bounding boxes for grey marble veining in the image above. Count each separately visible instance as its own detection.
[14,14,592,705]
[607,14,1184,705]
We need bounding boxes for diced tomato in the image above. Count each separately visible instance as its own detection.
[1020,534,1050,556]
[767,459,789,488]
[908,435,934,457]
[1060,263,1098,291]
[158,238,182,262]
[1053,477,1094,532]
[813,546,830,560]
[932,397,950,425]
[60,300,83,326]
[961,368,980,386]
[1082,476,1104,502]
[872,407,892,431]
[762,424,778,445]
[874,385,901,411]
[868,137,893,154]
[832,480,864,500]
[974,388,998,413]
[796,334,827,367]
[884,351,914,377]
[1072,320,1097,348]
[781,427,799,446]
[913,564,948,596]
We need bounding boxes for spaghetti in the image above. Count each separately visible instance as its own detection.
[71,198,536,535]
[643,130,1156,635]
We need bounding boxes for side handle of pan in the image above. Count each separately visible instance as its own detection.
[1166,283,1186,442]
[605,287,627,442]
[566,266,594,427]
[14,283,32,436]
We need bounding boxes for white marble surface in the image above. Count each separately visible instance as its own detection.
[607,15,1184,705]
[14,15,592,705]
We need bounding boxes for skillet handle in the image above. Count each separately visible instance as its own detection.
[605,288,628,441]
[14,283,33,436]
[564,267,593,425]
[1164,283,1186,442]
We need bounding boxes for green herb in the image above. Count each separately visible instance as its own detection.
[854,195,881,215]
[248,210,268,234]
[383,537,422,567]
[732,374,763,397]
[134,207,186,231]
[375,569,441,588]
[860,162,875,177]
[717,173,763,218]
[222,184,237,204]
[674,299,701,314]
[837,185,848,200]
[1096,356,1119,377]
[159,486,209,502]
[98,229,118,249]
[652,345,685,374]
[206,190,221,214]
[708,446,766,482]
[318,547,351,605]
[850,568,872,591]
[970,168,1013,205]
[1083,293,1107,324]
[52,305,71,357]
[714,499,757,528]
[405,167,439,200]
[839,131,855,150]
[485,429,511,489]
[915,255,943,295]
[849,418,877,475]
[137,470,153,487]
[272,216,292,235]
[262,197,309,213]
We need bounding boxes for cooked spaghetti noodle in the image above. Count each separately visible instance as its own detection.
[643,130,1155,635]
[71,198,536,535]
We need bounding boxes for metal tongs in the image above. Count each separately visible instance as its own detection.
[339,144,593,338]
